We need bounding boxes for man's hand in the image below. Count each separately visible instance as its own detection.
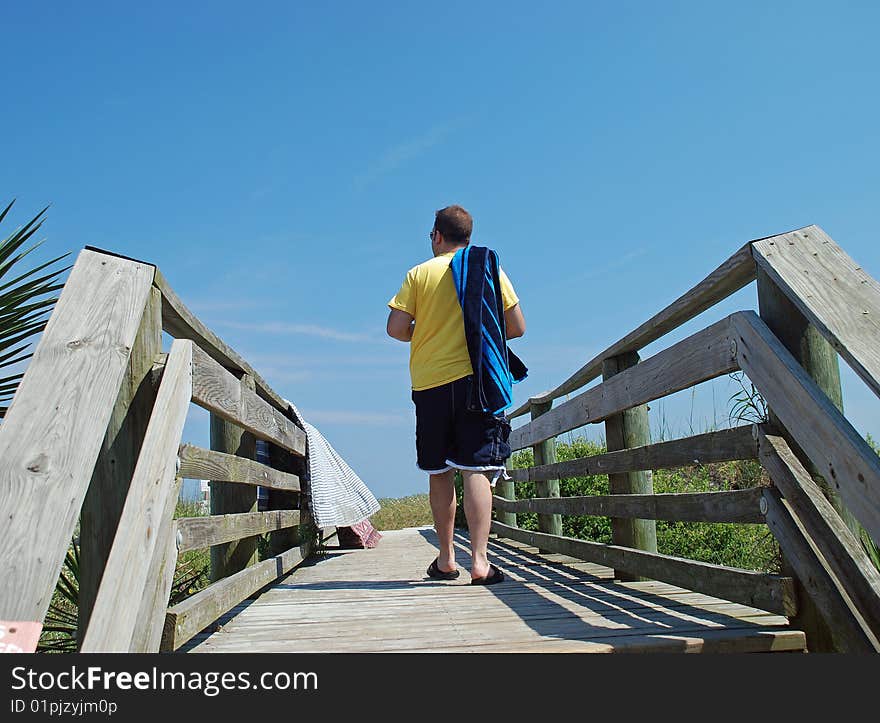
[505,303,526,339]
[387,308,415,342]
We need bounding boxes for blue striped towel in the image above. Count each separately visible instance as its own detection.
[450,246,527,414]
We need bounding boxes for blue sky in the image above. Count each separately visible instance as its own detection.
[3,1,878,500]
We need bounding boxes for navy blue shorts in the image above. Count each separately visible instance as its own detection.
[411,375,512,476]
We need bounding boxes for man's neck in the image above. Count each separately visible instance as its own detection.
[434,243,467,258]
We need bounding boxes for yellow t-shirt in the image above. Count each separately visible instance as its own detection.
[388,250,519,391]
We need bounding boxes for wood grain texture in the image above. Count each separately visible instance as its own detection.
[758,429,880,643]
[80,339,193,652]
[185,527,804,653]
[493,487,765,523]
[509,426,759,483]
[209,373,258,582]
[161,544,305,651]
[178,510,301,553]
[508,242,755,418]
[732,311,880,544]
[491,521,797,616]
[530,401,562,537]
[78,285,163,643]
[191,344,305,456]
[760,486,879,652]
[0,249,155,622]
[129,486,181,652]
[154,268,290,413]
[509,317,739,450]
[752,225,880,401]
[178,444,301,492]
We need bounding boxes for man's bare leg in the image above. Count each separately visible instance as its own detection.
[429,470,457,573]
[462,470,494,579]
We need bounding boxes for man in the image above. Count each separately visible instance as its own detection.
[386,204,526,585]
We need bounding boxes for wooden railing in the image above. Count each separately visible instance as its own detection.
[496,225,880,653]
[0,247,323,652]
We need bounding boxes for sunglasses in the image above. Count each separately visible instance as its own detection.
[429,229,438,242]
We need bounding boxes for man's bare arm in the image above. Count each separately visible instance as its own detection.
[387,308,415,342]
[505,303,526,339]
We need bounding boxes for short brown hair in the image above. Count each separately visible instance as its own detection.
[433,205,472,246]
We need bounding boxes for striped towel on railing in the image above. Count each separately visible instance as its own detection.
[284,399,381,536]
[450,246,527,414]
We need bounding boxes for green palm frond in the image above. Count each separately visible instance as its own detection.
[0,200,70,416]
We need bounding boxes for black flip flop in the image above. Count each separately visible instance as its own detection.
[427,558,460,580]
[470,564,505,585]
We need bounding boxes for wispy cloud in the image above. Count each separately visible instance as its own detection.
[302,409,411,426]
[217,320,380,343]
[354,121,463,191]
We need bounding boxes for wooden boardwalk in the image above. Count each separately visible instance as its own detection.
[184,527,806,653]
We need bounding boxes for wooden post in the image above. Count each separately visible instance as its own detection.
[210,373,258,581]
[602,351,658,582]
[78,286,162,645]
[495,456,517,527]
[530,401,562,545]
[756,265,856,651]
[266,441,306,557]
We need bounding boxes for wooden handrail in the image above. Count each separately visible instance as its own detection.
[508,240,757,418]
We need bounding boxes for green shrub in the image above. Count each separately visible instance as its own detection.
[507,435,780,572]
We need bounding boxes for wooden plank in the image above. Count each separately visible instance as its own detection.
[530,400,562,537]
[0,249,155,623]
[161,544,305,651]
[509,317,739,450]
[80,339,193,652]
[493,487,765,523]
[153,268,290,413]
[178,444,301,492]
[130,488,181,652]
[178,510,301,553]
[602,351,656,578]
[509,426,758,483]
[758,429,880,643]
[732,311,880,544]
[209,372,258,581]
[191,344,305,456]
[752,225,880,401]
[491,521,796,616]
[79,285,163,643]
[508,242,755,418]
[760,486,878,652]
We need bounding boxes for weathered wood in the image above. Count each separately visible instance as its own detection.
[752,225,880,401]
[530,401,562,538]
[508,426,758,483]
[491,521,797,617]
[493,487,765,523]
[508,242,755,418]
[191,344,305,456]
[178,510,301,553]
[266,442,306,556]
[732,311,880,545]
[80,339,193,652]
[758,429,880,643]
[78,285,163,643]
[210,373,258,582]
[129,482,181,652]
[153,268,290,413]
[178,444,301,492]
[510,316,739,450]
[495,457,517,527]
[756,264,859,540]
[161,544,305,651]
[760,486,878,652]
[602,351,657,580]
[0,249,155,623]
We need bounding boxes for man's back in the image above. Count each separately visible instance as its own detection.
[388,251,517,391]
